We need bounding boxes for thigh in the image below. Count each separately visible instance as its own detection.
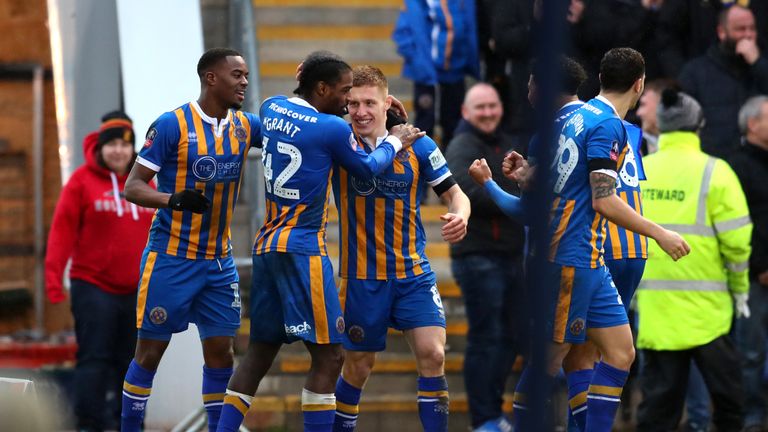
[547,264,594,344]
[390,272,446,332]
[275,253,345,345]
[70,280,119,360]
[586,265,629,331]
[341,278,392,352]
[249,253,288,344]
[193,256,241,339]
[605,258,646,314]
[136,250,205,338]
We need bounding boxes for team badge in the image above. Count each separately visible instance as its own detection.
[336,316,346,334]
[348,325,365,343]
[144,128,157,149]
[149,306,167,325]
[569,318,585,336]
[234,126,247,142]
[395,149,410,162]
[609,140,619,161]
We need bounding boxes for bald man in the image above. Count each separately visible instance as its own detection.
[445,83,526,432]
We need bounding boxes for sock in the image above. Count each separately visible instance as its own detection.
[512,367,531,431]
[566,369,593,431]
[302,388,336,432]
[217,389,253,432]
[202,366,232,432]
[585,362,629,432]
[121,360,155,432]
[417,375,449,432]
[333,376,362,431]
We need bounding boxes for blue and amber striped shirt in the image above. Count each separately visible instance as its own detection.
[333,134,451,280]
[548,96,628,268]
[604,122,649,260]
[136,101,260,260]
[253,96,401,256]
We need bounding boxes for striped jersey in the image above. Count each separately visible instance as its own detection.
[333,133,451,280]
[136,101,260,260]
[604,121,649,260]
[548,96,628,268]
[254,96,400,256]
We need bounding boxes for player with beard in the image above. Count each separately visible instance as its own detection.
[216,52,424,432]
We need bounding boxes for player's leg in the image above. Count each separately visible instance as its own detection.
[392,272,448,432]
[122,251,199,432]
[513,342,572,432]
[562,341,599,431]
[217,253,286,432]
[582,267,635,432]
[334,278,390,431]
[194,257,243,431]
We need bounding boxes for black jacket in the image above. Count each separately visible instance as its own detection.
[728,142,768,282]
[679,45,768,159]
[445,122,525,257]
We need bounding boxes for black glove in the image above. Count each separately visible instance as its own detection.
[168,189,210,213]
[386,108,407,130]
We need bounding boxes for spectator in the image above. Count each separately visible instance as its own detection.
[393,0,480,147]
[635,89,751,432]
[656,0,768,78]
[44,111,155,432]
[635,79,678,154]
[730,95,768,432]
[679,5,768,159]
[445,83,525,432]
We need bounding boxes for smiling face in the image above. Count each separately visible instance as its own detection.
[462,84,503,135]
[100,138,134,175]
[347,85,391,139]
[211,55,249,109]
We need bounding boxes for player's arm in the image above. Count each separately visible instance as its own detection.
[330,122,423,178]
[437,183,470,244]
[469,158,524,221]
[590,170,690,261]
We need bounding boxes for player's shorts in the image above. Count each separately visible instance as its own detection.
[605,258,646,315]
[249,252,344,345]
[136,249,241,341]
[340,271,446,352]
[545,262,628,344]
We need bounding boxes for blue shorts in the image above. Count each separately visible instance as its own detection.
[340,271,446,352]
[249,252,345,345]
[605,258,646,314]
[136,249,241,341]
[546,263,628,344]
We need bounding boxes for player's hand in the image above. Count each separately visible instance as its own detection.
[567,0,585,24]
[468,158,492,185]
[736,38,760,65]
[388,95,409,121]
[655,229,691,261]
[440,213,467,243]
[502,151,528,181]
[168,189,211,213]
[390,124,425,150]
[641,0,663,10]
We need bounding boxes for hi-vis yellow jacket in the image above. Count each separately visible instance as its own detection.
[636,132,752,351]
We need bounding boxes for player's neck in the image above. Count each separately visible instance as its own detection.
[359,124,388,146]
[196,97,228,122]
[597,92,633,119]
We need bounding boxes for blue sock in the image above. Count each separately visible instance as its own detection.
[121,360,155,432]
[333,377,362,431]
[303,388,336,432]
[585,362,628,432]
[513,367,532,431]
[217,390,252,432]
[417,376,449,432]
[566,369,593,431]
[202,366,232,432]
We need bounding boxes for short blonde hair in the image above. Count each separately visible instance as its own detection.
[352,65,388,90]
